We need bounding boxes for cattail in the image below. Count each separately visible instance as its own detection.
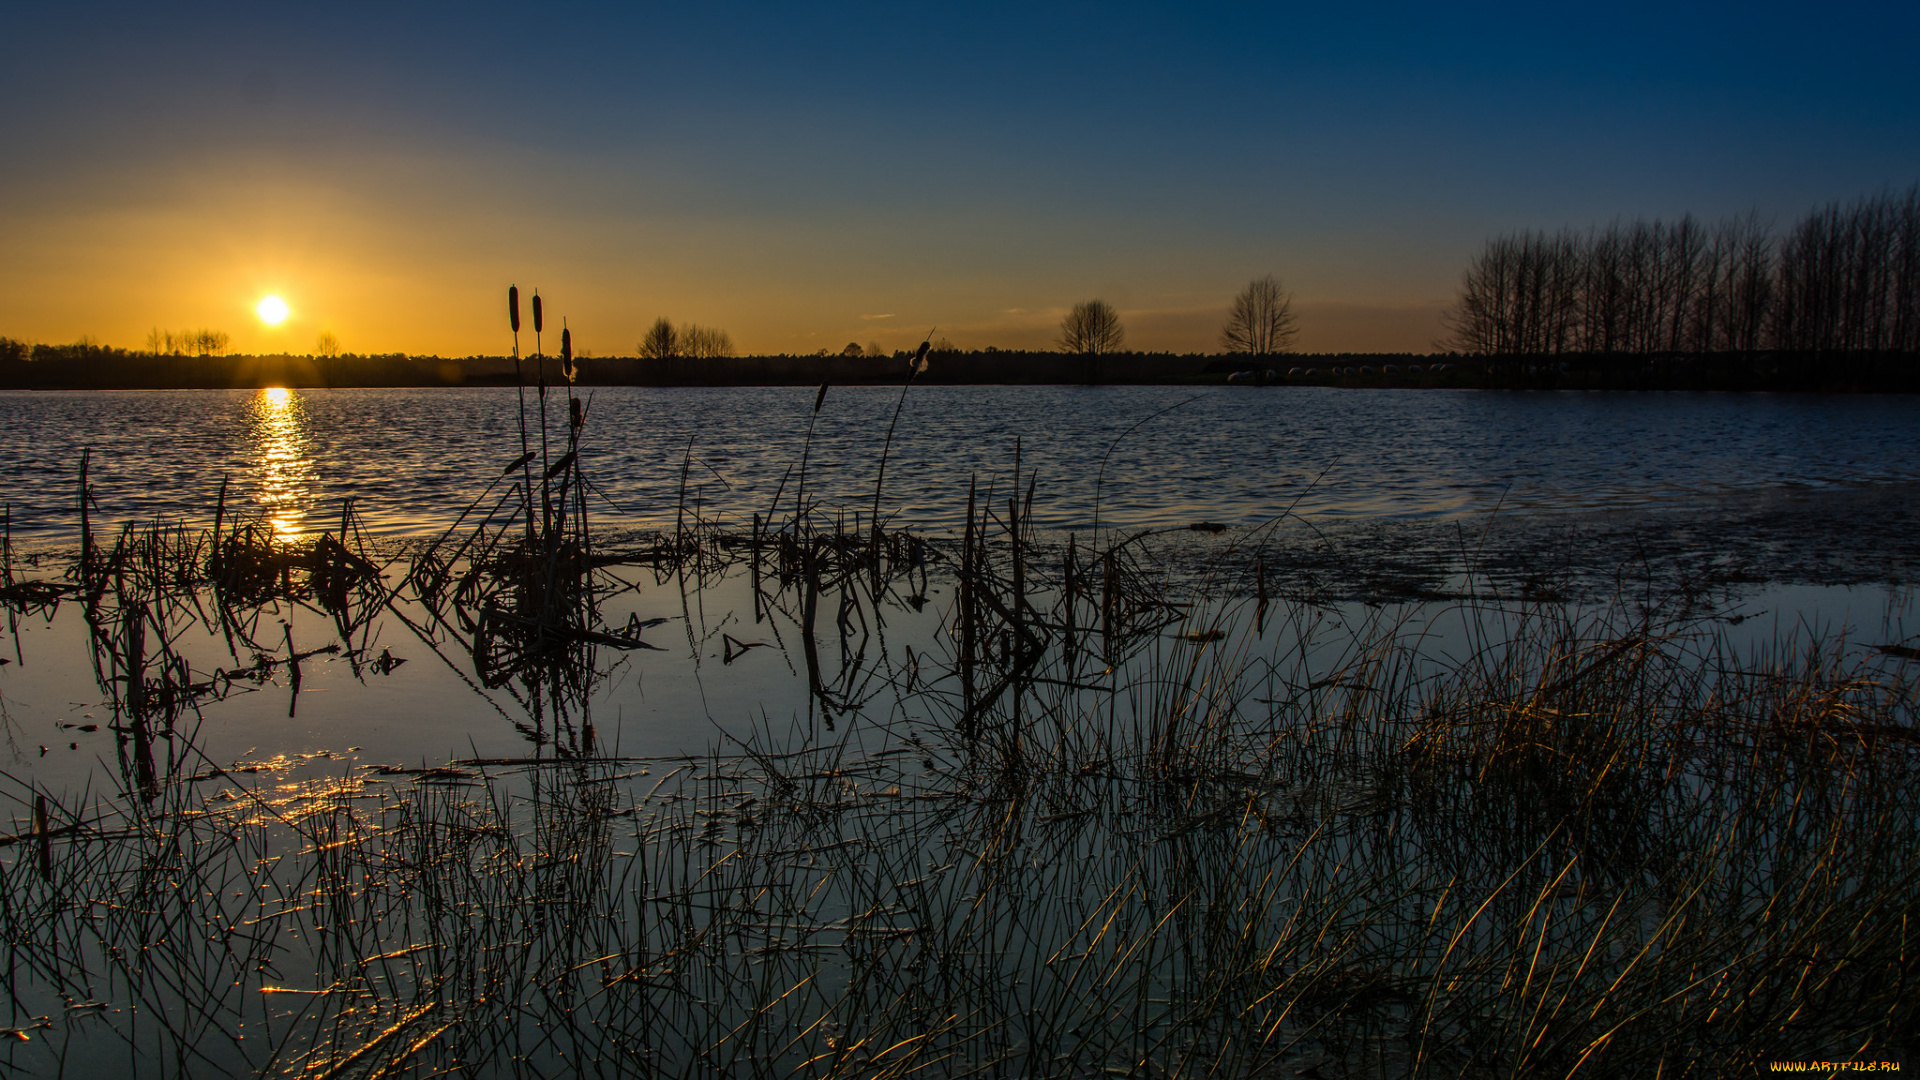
[34,793,50,881]
[813,383,829,413]
[570,397,584,431]
[508,286,521,333]
[532,293,544,334]
[561,327,576,381]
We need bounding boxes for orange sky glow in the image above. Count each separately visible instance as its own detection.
[5,5,1915,360]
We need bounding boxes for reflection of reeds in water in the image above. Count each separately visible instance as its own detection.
[4,332,1915,1074]
[2,587,1915,1076]
[380,287,626,752]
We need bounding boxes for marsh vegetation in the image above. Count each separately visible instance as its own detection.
[1,381,1915,1078]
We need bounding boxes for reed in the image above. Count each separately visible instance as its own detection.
[3,576,1909,1075]
[791,381,830,537]
[870,339,931,570]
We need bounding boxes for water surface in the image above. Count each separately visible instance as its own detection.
[4,385,1917,540]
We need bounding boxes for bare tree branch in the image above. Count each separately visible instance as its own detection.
[1057,299,1124,355]
[1219,274,1298,357]
[638,317,679,362]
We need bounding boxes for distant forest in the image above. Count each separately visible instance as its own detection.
[0,344,1260,389]
[0,343,1434,389]
[3,341,1910,392]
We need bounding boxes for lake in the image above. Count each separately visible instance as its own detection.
[0,384,1914,1076]
[4,385,1920,541]
[4,381,1917,787]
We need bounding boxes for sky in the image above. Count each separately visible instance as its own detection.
[3,1,1918,358]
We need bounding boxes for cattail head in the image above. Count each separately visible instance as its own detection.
[508,286,521,333]
[813,383,829,414]
[561,327,575,380]
[570,396,584,431]
[532,293,544,334]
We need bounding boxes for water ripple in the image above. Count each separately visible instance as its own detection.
[4,385,1919,539]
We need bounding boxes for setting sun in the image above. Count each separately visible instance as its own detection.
[256,295,290,325]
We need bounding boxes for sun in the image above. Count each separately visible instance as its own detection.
[256,295,290,325]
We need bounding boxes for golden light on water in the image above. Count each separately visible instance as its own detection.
[249,387,315,543]
[257,295,290,325]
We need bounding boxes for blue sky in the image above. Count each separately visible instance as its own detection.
[4,1,1917,355]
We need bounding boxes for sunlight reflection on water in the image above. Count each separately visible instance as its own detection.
[3,385,1920,539]
[248,387,317,543]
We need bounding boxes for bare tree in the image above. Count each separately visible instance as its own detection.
[681,324,734,359]
[865,341,886,359]
[1440,245,1499,354]
[191,329,229,356]
[638,317,679,362]
[641,319,733,362]
[315,331,340,359]
[1773,187,1920,354]
[1058,299,1124,355]
[1220,274,1299,356]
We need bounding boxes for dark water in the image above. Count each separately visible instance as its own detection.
[3,385,1919,541]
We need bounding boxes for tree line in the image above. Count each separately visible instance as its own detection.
[143,327,233,356]
[0,341,468,389]
[637,318,735,362]
[1443,186,1920,357]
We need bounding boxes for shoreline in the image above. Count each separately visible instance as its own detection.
[5,348,1920,392]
